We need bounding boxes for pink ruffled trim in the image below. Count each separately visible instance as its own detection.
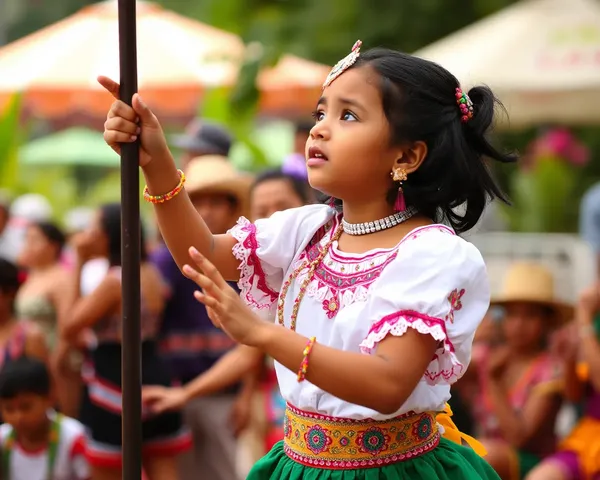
[359,310,463,385]
[228,217,279,310]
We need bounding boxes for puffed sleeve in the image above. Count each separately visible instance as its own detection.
[228,204,334,314]
[358,227,490,386]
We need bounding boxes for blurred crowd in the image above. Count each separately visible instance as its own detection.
[0,118,599,480]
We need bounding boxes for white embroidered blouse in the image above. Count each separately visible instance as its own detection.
[229,204,490,421]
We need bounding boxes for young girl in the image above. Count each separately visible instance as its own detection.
[101,41,515,479]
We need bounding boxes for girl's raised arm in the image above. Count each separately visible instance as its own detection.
[99,76,240,281]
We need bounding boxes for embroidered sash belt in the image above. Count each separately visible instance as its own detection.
[283,403,440,470]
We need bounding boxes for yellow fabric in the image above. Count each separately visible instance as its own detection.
[559,416,600,479]
[283,404,440,469]
[435,404,487,457]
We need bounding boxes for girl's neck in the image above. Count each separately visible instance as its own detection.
[341,199,394,225]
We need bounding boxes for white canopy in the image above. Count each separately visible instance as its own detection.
[415,0,600,128]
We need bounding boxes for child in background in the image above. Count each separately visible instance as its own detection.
[0,356,89,480]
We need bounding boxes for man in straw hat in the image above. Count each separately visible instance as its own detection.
[472,262,572,480]
[148,156,253,480]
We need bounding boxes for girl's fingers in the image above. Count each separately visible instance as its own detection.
[104,116,140,136]
[194,292,221,328]
[188,247,229,290]
[103,130,137,145]
[98,75,121,99]
[107,99,138,122]
[183,265,223,301]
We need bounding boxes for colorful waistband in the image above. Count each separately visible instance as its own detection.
[283,403,440,470]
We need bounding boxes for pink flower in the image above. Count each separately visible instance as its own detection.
[527,128,589,167]
[322,295,339,319]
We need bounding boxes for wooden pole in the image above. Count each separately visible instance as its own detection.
[117,0,142,478]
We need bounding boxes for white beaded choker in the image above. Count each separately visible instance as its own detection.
[342,207,417,236]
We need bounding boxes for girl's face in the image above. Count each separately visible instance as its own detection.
[17,226,57,268]
[306,67,401,202]
[251,179,305,221]
[502,302,549,351]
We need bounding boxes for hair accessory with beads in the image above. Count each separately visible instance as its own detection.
[323,40,362,89]
[455,87,474,123]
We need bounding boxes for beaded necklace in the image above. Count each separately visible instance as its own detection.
[276,225,343,331]
[2,413,62,480]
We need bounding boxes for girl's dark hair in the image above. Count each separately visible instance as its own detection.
[251,169,311,204]
[99,203,148,267]
[0,258,20,295]
[31,221,66,258]
[330,48,517,234]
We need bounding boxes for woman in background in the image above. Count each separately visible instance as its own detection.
[14,221,82,417]
[475,263,567,479]
[61,203,190,480]
[526,282,600,480]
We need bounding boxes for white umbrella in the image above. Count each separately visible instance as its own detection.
[415,0,600,128]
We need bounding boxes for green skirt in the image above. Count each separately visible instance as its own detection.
[248,438,500,479]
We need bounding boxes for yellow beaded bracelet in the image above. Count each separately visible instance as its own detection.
[143,169,186,204]
[297,336,316,382]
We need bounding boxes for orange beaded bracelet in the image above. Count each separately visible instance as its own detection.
[297,336,316,382]
[143,169,186,204]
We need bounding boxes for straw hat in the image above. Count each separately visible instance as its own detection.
[184,155,253,219]
[491,262,574,325]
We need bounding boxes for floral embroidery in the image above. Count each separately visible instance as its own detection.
[305,424,333,455]
[290,240,397,315]
[412,414,433,440]
[322,296,340,319]
[360,310,464,385]
[284,415,291,438]
[229,218,279,310]
[284,403,440,469]
[356,426,390,456]
[446,288,465,323]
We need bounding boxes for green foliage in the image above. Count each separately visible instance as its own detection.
[502,156,579,233]
[0,94,22,187]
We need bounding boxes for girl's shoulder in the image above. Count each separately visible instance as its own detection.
[230,203,336,253]
[391,223,486,273]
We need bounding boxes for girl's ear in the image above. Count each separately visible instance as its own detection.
[392,141,428,174]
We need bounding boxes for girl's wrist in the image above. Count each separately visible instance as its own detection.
[142,152,180,190]
[251,321,278,350]
[142,151,176,176]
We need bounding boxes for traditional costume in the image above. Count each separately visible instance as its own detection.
[229,200,498,479]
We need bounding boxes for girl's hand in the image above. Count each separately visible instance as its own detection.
[98,76,169,168]
[142,386,188,414]
[183,247,266,347]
